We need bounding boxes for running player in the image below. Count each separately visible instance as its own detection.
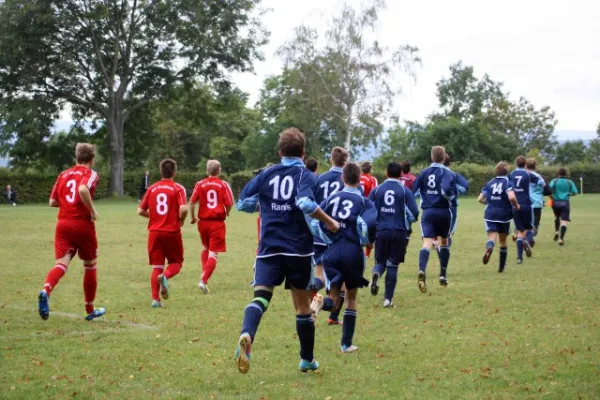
[412,146,456,291]
[305,157,319,174]
[38,143,105,321]
[549,168,578,246]
[368,162,419,307]
[138,159,188,308]
[360,161,378,197]
[399,161,417,248]
[310,163,377,352]
[189,160,234,293]
[443,155,469,247]
[525,158,546,243]
[234,128,339,374]
[479,162,520,273]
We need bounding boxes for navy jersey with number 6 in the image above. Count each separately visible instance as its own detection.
[237,157,319,257]
[413,163,456,209]
[481,176,514,223]
[368,179,419,231]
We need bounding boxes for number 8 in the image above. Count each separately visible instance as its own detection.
[156,193,168,215]
[427,174,436,188]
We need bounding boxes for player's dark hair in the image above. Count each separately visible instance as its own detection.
[361,161,372,174]
[443,154,452,167]
[515,155,527,168]
[331,147,349,167]
[305,157,319,173]
[431,146,446,163]
[401,161,411,174]
[160,159,177,178]
[278,127,306,158]
[75,143,95,164]
[526,158,537,170]
[495,161,509,176]
[343,162,361,185]
[387,162,402,178]
[558,167,568,177]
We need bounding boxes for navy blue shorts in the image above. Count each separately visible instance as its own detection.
[375,230,407,266]
[253,255,313,290]
[513,206,534,231]
[323,241,369,290]
[450,206,458,234]
[421,208,452,239]
[552,201,570,222]
[313,244,327,266]
[485,221,511,235]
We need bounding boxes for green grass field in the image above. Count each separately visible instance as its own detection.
[1,196,599,399]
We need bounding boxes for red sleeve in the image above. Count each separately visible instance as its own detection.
[50,175,61,200]
[176,184,187,206]
[140,190,150,211]
[223,182,234,207]
[190,183,201,203]
[85,170,99,189]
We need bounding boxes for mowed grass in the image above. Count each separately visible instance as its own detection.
[1,196,599,400]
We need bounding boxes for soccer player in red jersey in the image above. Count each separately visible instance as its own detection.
[38,143,105,321]
[138,159,188,308]
[189,160,234,294]
[359,161,378,197]
[399,161,416,190]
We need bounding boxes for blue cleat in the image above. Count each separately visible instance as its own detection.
[235,333,252,373]
[38,291,50,321]
[151,300,162,308]
[299,358,319,372]
[158,274,169,300]
[85,307,106,321]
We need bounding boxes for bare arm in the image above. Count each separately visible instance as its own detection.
[189,201,197,224]
[179,205,189,226]
[477,193,486,204]
[78,185,98,221]
[226,205,232,216]
[137,208,149,218]
[49,198,59,207]
[508,191,520,210]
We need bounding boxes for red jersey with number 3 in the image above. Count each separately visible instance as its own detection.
[190,177,234,221]
[50,165,99,221]
[140,180,187,232]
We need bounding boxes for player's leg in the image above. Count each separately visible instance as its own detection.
[341,288,359,353]
[514,211,530,263]
[39,250,72,321]
[148,231,166,306]
[312,244,327,293]
[159,232,184,300]
[533,207,542,238]
[553,205,561,241]
[78,225,104,320]
[498,228,509,273]
[558,203,570,246]
[371,231,387,296]
[200,222,226,292]
[199,222,209,278]
[417,210,437,293]
[483,226,497,265]
[383,230,405,306]
[327,284,345,326]
[438,236,450,286]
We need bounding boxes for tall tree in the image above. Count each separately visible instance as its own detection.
[0,0,266,194]
[587,122,600,162]
[277,0,420,152]
[553,140,588,165]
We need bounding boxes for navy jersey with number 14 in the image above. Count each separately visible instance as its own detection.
[481,177,514,223]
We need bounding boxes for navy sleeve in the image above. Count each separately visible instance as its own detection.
[361,198,378,243]
[456,172,470,193]
[405,189,419,221]
[441,170,456,200]
[237,174,260,213]
[296,169,319,214]
[368,186,378,203]
[412,173,422,196]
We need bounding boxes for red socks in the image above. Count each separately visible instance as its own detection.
[83,264,97,314]
[202,255,217,283]
[43,263,68,295]
[164,263,182,280]
[151,266,163,301]
[201,250,209,268]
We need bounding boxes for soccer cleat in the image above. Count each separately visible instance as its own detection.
[439,276,448,286]
[198,280,210,294]
[310,294,324,320]
[553,232,559,241]
[299,359,319,372]
[38,291,50,321]
[152,300,162,308]
[523,241,532,258]
[370,273,380,296]
[516,258,523,265]
[512,233,517,242]
[559,240,564,246]
[417,271,427,294]
[327,318,342,326]
[158,274,169,300]
[483,247,493,265]
[530,239,536,248]
[383,299,393,308]
[235,333,252,374]
[85,307,106,321]
[341,345,358,353]
[498,265,505,273]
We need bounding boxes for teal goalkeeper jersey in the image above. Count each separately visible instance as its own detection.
[550,178,578,201]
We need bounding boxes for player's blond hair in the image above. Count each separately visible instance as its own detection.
[75,143,95,164]
[431,146,446,163]
[207,160,221,176]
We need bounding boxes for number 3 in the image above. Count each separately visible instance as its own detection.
[156,193,168,215]
[66,179,76,203]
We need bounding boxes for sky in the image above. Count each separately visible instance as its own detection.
[230,0,600,140]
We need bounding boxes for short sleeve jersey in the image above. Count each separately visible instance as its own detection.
[140,180,187,232]
[190,177,234,220]
[50,165,99,221]
[360,174,378,197]
[482,176,514,222]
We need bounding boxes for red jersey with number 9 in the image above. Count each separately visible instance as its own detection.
[190,177,234,221]
[50,165,99,221]
[140,180,187,232]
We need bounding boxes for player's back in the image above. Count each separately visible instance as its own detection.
[414,165,455,209]
[316,168,343,203]
[143,180,186,232]
[528,171,545,207]
[509,169,534,206]
[369,179,418,231]
[360,174,377,197]
[321,188,375,245]
[191,177,234,220]
[52,165,99,220]
[399,173,416,190]
[482,177,513,222]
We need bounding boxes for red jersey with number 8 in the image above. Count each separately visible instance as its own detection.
[190,177,234,221]
[50,165,99,221]
[140,180,187,232]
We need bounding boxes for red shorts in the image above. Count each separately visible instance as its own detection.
[54,219,98,261]
[198,220,227,253]
[148,231,184,266]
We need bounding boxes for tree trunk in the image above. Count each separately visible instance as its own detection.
[344,113,353,154]
[107,110,125,196]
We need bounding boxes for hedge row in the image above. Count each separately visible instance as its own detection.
[1,163,598,204]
